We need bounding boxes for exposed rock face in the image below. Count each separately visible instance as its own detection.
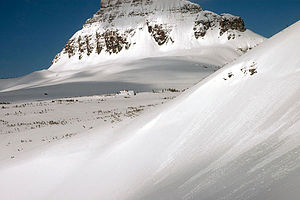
[50,0,257,69]
[219,14,246,36]
[193,13,246,39]
[147,22,173,46]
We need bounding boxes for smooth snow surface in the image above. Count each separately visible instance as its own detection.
[0,21,299,200]
[0,48,238,102]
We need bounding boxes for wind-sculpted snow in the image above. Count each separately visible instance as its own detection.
[49,0,263,71]
[0,21,299,200]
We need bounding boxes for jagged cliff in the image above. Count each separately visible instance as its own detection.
[49,0,263,71]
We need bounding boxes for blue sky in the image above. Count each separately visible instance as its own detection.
[0,0,299,78]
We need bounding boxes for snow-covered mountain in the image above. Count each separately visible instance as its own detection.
[49,0,263,71]
[0,0,264,102]
[0,20,299,200]
[0,0,265,102]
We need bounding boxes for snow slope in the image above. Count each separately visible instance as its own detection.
[0,20,299,200]
[0,48,241,102]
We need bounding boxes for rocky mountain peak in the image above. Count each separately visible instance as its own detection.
[100,0,198,8]
[49,0,263,72]
[85,0,202,26]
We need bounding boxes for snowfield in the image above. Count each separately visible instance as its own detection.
[0,90,182,160]
[0,18,299,200]
[0,47,250,102]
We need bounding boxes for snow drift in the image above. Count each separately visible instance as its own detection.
[0,20,299,200]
